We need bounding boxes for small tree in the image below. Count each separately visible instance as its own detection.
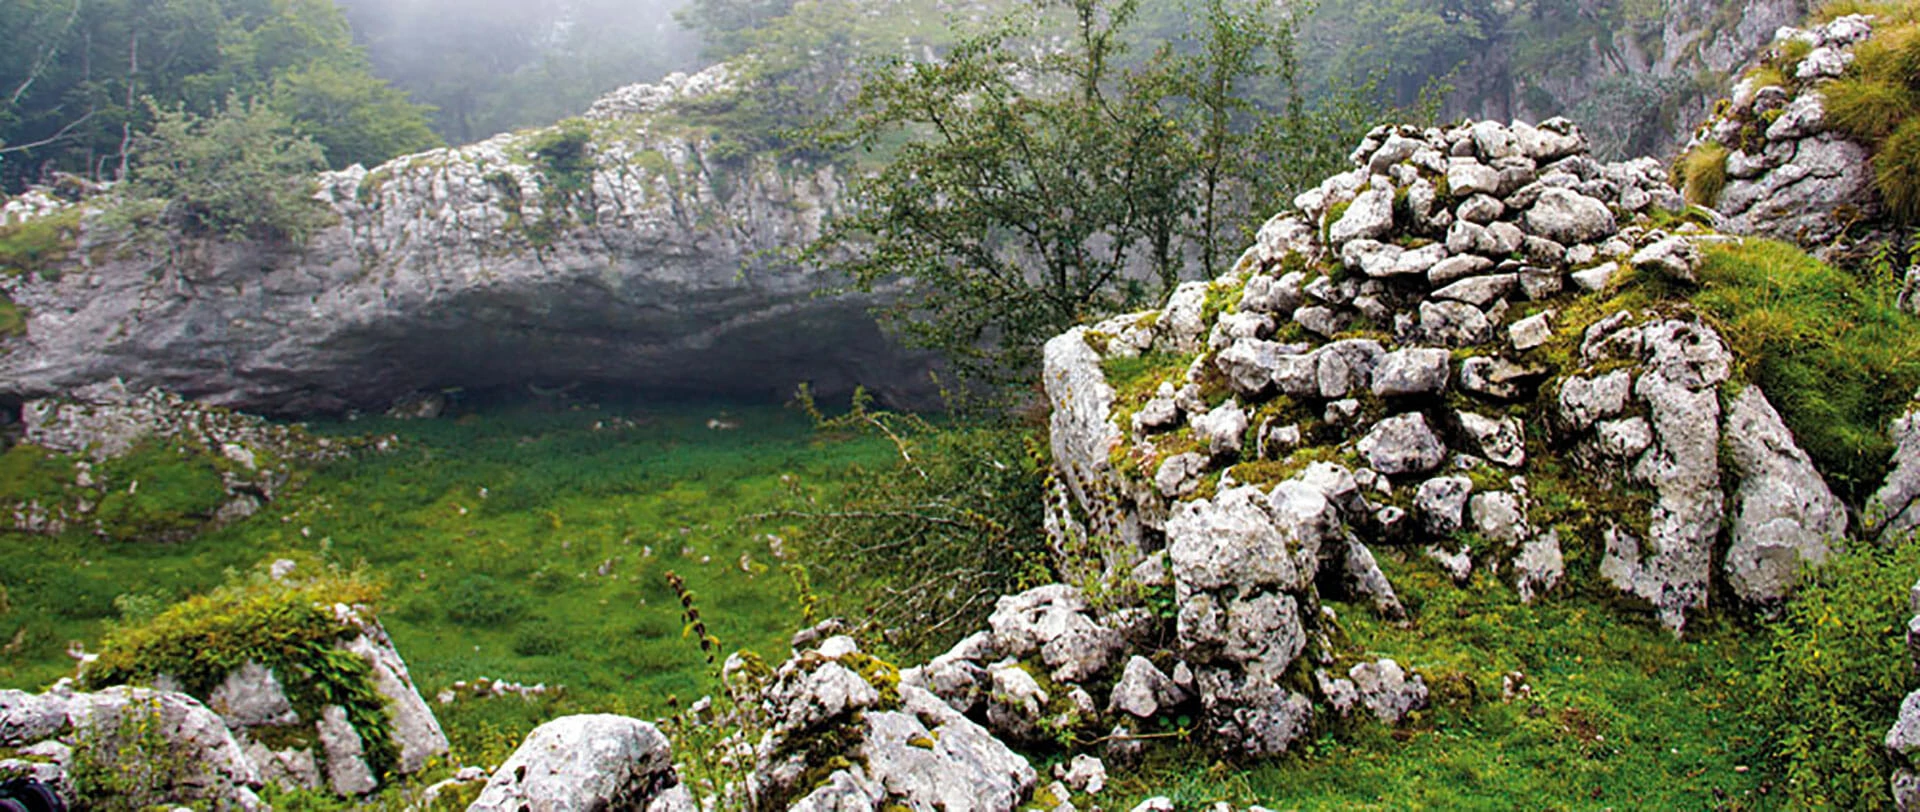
[809,0,1384,386]
[810,0,1201,385]
[126,96,331,243]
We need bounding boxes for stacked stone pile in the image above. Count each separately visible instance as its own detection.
[1036,116,1854,757]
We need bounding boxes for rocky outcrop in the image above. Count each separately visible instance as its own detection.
[0,65,932,416]
[7,381,367,538]
[468,715,687,812]
[1888,581,1920,810]
[78,563,449,797]
[1439,0,1804,161]
[1040,116,1843,701]
[0,685,265,809]
[742,630,1037,811]
[196,601,449,796]
[1684,15,1885,259]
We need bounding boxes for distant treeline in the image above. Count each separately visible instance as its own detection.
[0,0,442,192]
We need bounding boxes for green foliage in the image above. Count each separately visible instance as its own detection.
[0,209,82,280]
[779,388,1050,659]
[813,0,1382,385]
[0,293,24,339]
[124,97,331,243]
[1692,239,1920,503]
[528,119,597,199]
[1675,142,1729,207]
[1107,557,1776,807]
[82,562,399,780]
[1755,535,1920,808]
[0,0,436,192]
[271,60,442,170]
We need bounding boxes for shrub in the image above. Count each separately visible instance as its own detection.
[1875,117,1920,222]
[82,563,398,779]
[1824,76,1920,143]
[1754,534,1920,808]
[0,209,82,279]
[774,388,1050,659]
[125,97,331,243]
[1676,142,1729,206]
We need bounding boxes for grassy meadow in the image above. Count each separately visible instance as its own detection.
[0,393,899,767]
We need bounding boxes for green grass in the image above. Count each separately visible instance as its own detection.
[1692,238,1920,502]
[0,291,24,337]
[0,395,898,771]
[1095,557,1779,809]
[0,209,82,279]
[1825,75,1920,144]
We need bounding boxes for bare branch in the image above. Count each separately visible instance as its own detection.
[0,108,96,154]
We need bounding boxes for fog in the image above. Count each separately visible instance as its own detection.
[333,0,709,144]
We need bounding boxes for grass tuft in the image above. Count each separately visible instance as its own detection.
[1824,76,1920,143]
[1874,117,1920,222]
[1676,142,1730,207]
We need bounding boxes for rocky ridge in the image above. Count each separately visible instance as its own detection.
[0,65,933,416]
[1682,14,1889,260]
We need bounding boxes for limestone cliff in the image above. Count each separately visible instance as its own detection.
[0,66,932,416]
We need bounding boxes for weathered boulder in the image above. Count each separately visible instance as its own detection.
[0,685,264,810]
[1721,386,1846,607]
[468,715,681,812]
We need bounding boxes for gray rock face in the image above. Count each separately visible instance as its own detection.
[1329,188,1396,244]
[1721,386,1846,606]
[0,685,265,810]
[1583,317,1731,633]
[987,585,1124,684]
[856,686,1037,811]
[1347,659,1429,724]
[469,715,679,812]
[1108,657,1187,719]
[0,69,931,415]
[1371,348,1452,397]
[1871,397,1920,544]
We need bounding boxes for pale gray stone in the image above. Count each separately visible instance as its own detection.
[1191,400,1250,458]
[1456,411,1526,467]
[1330,188,1396,244]
[1523,188,1617,245]
[1508,311,1553,351]
[1417,300,1494,347]
[1432,274,1517,307]
[988,585,1124,684]
[1428,254,1495,286]
[1371,348,1453,397]
[1415,476,1473,536]
[1357,413,1447,476]
[1722,386,1846,607]
[1558,370,1633,431]
[1348,659,1428,724]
